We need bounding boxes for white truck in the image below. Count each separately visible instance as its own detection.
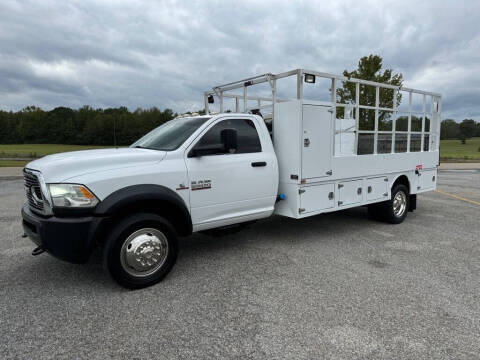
[21,69,441,288]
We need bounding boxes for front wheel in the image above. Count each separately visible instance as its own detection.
[104,213,178,289]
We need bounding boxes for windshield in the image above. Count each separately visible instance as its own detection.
[131,117,210,151]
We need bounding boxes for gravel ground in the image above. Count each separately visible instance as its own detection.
[0,170,479,359]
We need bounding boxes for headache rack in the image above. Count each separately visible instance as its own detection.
[204,68,442,155]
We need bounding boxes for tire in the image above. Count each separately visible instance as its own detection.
[387,184,409,224]
[368,184,409,224]
[103,213,178,289]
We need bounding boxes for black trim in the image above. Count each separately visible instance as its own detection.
[94,184,193,236]
[22,203,106,263]
[409,194,417,212]
[21,185,193,264]
[251,161,267,167]
[53,207,95,217]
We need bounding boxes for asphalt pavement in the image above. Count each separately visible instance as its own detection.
[0,170,479,359]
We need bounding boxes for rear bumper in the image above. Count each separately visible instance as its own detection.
[21,203,105,263]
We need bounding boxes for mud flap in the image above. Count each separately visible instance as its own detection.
[409,194,417,212]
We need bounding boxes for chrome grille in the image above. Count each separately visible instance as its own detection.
[24,169,44,212]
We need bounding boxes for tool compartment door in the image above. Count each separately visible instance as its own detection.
[301,105,332,179]
[419,169,437,190]
[300,183,335,213]
[338,179,363,206]
[366,176,388,201]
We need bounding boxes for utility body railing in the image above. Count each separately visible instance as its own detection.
[204,69,441,154]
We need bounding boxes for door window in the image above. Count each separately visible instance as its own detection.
[195,119,262,154]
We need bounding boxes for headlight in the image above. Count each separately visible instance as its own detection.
[48,184,99,208]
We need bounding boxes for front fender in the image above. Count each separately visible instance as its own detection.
[94,184,192,235]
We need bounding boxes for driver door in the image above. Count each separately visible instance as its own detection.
[185,117,277,230]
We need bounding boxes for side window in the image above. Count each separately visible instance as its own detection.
[196,119,262,154]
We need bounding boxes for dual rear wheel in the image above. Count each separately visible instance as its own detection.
[368,184,409,224]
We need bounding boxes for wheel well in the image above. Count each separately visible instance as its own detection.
[95,199,192,246]
[392,175,410,194]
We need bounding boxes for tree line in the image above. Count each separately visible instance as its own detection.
[0,106,176,145]
[441,119,480,142]
[0,105,479,146]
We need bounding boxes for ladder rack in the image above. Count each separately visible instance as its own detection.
[204,68,442,154]
[204,68,440,114]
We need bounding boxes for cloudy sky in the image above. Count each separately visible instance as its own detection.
[1,0,479,120]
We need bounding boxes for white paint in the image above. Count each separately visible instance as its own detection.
[185,115,278,230]
[24,69,441,232]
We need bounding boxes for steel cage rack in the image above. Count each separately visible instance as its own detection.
[203,69,442,155]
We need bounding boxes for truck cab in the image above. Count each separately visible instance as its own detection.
[22,113,278,288]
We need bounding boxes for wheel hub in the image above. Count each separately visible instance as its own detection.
[120,228,168,277]
[393,191,407,217]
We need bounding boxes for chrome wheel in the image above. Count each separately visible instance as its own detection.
[393,190,407,217]
[120,228,169,277]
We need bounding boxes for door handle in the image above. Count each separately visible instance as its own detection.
[251,161,267,167]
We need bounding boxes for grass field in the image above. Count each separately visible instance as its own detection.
[0,144,114,167]
[0,144,112,159]
[440,137,480,161]
[1,140,479,167]
[0,160,29,167]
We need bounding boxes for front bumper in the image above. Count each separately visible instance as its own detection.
[21,203,105,263]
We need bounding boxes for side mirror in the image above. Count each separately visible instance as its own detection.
[188,143,224,158]
[221,128,238,153]
[187,128,238,158]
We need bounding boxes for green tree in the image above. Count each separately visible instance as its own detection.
[440,119,459,140]
[336,54,403,130]
[47,107,76,143]
[459,119,476,144]
[0,105,176,145]
[0,111,18,144]
[17,106,47,143]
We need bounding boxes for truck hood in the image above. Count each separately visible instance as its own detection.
[26,148,166,182]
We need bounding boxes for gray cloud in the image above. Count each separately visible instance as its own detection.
[0,0,479,120]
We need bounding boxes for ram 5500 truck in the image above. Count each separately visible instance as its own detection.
[21,69,441,288]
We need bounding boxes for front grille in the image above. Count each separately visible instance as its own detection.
[24,169,44,212]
